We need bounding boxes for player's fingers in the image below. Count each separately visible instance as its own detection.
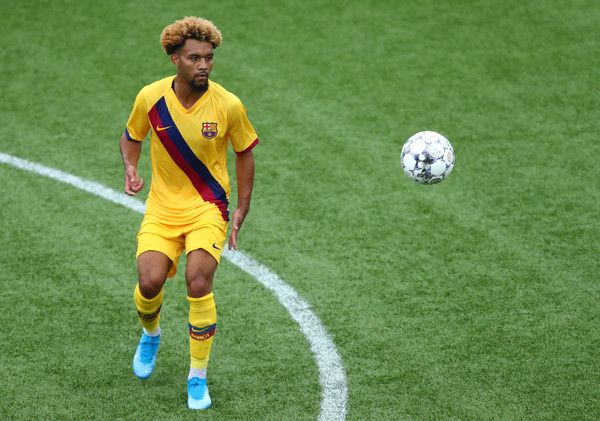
[125,174,134,191]
[124,179,133,195]
[228,233,237,250]
[130,178,144,193]
[135,178,145,191]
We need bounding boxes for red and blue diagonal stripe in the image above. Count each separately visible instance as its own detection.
[189,323,216,341]
[148,97,229,221]
[137,305,162,323]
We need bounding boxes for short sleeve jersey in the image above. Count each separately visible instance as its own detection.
[125,76,258,223]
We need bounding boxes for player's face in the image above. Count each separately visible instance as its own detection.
[172,39,214,92]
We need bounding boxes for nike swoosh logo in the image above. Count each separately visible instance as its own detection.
[189,323,216,333]
[212,243,221,251]
[190,326,207,333]
[156,125,172,132]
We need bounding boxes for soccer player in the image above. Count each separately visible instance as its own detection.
[119,16,258,410]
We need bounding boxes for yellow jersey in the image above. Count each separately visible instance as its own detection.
[125,76,258,223]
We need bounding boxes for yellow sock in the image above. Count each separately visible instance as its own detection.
[133,284,163,333]
[188,293,217,370]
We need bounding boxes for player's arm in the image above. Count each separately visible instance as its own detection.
[228,149,255,250]
[119,131,145,196]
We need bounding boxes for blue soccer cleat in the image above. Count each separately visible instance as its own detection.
[187,377,211,410]
[132,333,160,379]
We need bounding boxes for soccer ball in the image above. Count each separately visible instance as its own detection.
[401,131,455,184]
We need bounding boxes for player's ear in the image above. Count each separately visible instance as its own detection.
[170,54,180,67]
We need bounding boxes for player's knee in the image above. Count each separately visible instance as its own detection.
[138,274,165,299]
[187,275,213,298]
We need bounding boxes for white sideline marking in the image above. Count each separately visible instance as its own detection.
[222,249,349,421]
[0,152,348,421]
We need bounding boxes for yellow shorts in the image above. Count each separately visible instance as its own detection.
[136,216,227,278]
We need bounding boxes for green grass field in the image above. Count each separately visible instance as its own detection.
[1,0,599,419]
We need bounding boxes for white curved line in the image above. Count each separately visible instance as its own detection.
[221,249,348,421]
[0,152,348,421]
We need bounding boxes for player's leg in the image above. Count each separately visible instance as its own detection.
[132,220,184,380]
[132,250,172,379]
[182,217,226,409]
[135,250,172,333]
[185,249,218,409]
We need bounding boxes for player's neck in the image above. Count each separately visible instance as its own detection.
[173,77,207,110]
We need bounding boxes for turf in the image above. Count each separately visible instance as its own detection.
[1,0,599,419]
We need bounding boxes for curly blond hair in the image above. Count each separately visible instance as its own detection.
[160,16,222,55]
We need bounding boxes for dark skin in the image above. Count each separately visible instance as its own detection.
[119,38,255,299]
[170,38,214,109]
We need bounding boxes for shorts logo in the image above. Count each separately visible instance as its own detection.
[202,122,218,139]
[189,323,216,341]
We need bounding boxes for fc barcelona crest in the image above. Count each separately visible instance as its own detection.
[202,122,218,139]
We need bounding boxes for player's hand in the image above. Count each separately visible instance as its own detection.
[228,208,247,250]
[125,168,145,196]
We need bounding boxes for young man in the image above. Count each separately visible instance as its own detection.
[119,16,258,410]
